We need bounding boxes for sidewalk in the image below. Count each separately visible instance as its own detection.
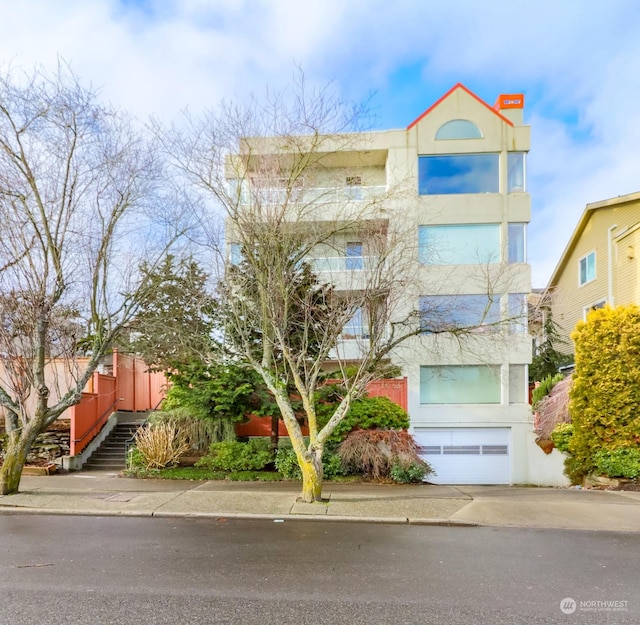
[2,471,640,531]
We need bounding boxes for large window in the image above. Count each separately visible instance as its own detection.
[418,154,499,195]
[579,251,596,286]
[420,366,501,404]
[508,223,526,263]
[418,224,500,265]
[420,294,500,333]
[507,152,526,192]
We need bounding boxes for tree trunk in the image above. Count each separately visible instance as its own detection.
[298,445,323,503]
[0,434,32,495]
[270,414,280,453]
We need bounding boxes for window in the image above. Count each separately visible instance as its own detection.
[342,307,369,339]
[418,224,500,265]
[229,243,242,265]
[584,300,606,319]
[418,154,499,195]
[509,365,526,404]
[420,366,501,404]
[508,223,526,263]
[507,152,526,192]
[420,294,500,333]
[435,119,483,140]
[508,293,528,333]
[346,242,363,270]
[579,251,596,286]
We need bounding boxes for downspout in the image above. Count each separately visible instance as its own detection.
[607,224,617,307]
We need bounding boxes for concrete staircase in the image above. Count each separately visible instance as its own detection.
[82,422,141,471]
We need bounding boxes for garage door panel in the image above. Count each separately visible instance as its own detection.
[414,428,510,485]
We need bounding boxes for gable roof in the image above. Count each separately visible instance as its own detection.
[546,190,640,289]
[406,83,515,130]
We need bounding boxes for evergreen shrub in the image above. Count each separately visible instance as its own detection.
[568,306,640,481]
[318,395,410,442]
[196,439,273,472]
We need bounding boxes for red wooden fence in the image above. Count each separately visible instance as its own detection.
[114,351,166,412]
[236,377,408,438]
[68,365,407,453]
[70,372,117,455]
[365,378,408,411]
[68,351,167,456]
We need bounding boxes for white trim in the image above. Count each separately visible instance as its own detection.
[583,299,606,320]
[607,224,617,306]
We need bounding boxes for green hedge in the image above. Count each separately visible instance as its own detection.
[568,305,640,481]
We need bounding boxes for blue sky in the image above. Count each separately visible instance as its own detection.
[1,0,639,286]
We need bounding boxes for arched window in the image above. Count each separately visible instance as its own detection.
[435,119,482,140]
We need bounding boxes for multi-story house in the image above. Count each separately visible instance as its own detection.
[229,83,542,485]
[543,191,640,353]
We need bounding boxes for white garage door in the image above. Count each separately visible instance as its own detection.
[414,428,511,485]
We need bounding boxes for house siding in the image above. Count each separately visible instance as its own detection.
[549,197,640,352]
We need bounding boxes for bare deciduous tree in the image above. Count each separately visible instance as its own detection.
[164,76,525,502]
[0,64,188,494]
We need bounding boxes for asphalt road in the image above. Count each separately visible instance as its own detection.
[0,515,638,625]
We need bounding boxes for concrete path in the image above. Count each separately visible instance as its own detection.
[2,471,640,531]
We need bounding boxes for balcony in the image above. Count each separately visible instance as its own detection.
[310,256,376,273]
[302,185,387,203]
[231,184,387,206]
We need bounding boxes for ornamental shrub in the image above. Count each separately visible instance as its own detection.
[133,422,189,470]
[274,447,301,479]
[274,443,347,480]
[337,429,432,480]
[532,373,564,410]
[550,422,574,453]
[196,439,273,472]
[568,305,640,481]
[389,462,429,483]
[593,448,640,479]
[148,407,235,452]
[318,395,410,442]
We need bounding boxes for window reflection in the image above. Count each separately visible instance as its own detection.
[418,154,499,195]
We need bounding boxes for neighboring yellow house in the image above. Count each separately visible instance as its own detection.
[545,191,640,352]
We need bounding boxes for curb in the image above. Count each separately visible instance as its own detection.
[0,506,478,526]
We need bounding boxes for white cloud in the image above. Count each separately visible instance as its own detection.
[1,0,639,286]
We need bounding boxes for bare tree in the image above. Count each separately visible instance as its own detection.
[164,76,525,502]
[0,64,188,494]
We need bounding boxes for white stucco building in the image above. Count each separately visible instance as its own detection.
[229,84,563,485]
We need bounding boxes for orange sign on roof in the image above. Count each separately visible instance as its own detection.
[494,94,525,110]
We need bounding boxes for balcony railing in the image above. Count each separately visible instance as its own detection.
[301,185,387,203]
[232,184,387,205]
[310,256,376,272]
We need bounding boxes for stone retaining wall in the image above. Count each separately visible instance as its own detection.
[0,424,71,464]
